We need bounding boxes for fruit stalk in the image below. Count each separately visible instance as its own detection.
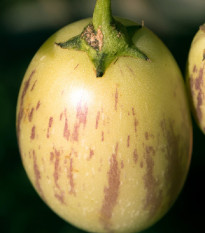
[93,0,112,30]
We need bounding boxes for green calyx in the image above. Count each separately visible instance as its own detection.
[56,0,149,77]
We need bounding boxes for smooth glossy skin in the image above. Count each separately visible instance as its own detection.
[187,24,205,134]
[16,18,192,233]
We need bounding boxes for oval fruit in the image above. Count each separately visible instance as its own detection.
[16,0,192,232]
[186,23,205,133]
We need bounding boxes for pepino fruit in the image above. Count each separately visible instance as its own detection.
[16,0,192,232]
[186,24,205,134]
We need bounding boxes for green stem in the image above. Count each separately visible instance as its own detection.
[93,0,112,30]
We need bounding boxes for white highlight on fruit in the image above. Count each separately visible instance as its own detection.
[40,55,46,61]
[70,87,91,107]
[91,167,95,175]
[85,172,89,177]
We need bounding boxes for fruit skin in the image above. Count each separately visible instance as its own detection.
[16,18,192,233]
[186,24,205,134]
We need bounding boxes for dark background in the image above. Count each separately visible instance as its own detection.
[0,0,205,232]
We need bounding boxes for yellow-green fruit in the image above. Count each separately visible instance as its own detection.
[186,24,205,133]
[16,18,192,233]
